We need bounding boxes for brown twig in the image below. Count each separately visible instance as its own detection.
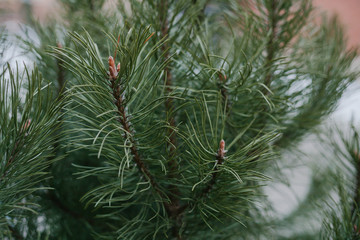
[108,57,174,213]
[218,72,231,114]
[5,141,20,169]
[201,140,226,198]
[159,1,184,238]
[7,224,23,240]
[46,191,96,226]
[50,42,65,154]
[160,0,179,182]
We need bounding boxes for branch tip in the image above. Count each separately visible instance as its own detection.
[217,139,226,160]
[108,56,119,80]
[21,119,31,132]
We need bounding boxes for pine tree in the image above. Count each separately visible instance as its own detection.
[1,0,359,239]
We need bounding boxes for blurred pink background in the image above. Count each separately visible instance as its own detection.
[0,0,359,48]
[314,0,360,48]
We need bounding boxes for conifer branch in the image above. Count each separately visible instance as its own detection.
[160,0,178,174]
[108,58,189,238]
[46,191,95,226]
[218,73,230,114]
[0,144,19,181]
[352,153,360,217]
[1,121,30,181]
[107,57,171,213]
[5,1,357,238]
[159,0,183,230]
[201,140,226,198]
[5,141,20,170]
[53,42,65,152]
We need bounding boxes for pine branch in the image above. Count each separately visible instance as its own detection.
[51,42,65,153]
[352,153,360,217]
[1,143,19,181]
[108,56,189,238]
[217,73,230,114]
[1,121,30,181]
[0,65,62,237]
[108,56,172,213]
[9,1,357,238]
[5,140,20,170]
[47,191,82,219]
[160,0,178,177]
[200,140,226,198]
[159,1,183,235]
[46,191,95,226]
[352,166,360,237]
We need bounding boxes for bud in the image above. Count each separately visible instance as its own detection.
[109,66,117,79]
[117,63,121,73]
[218,73,227,82]
[22,119,31,132]
[217,139,226,159]
[108,56,118,79]
[108,56,115,69]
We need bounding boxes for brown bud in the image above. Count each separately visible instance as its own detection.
[108,56,116,69]
[109,66,117,79]
[22,119,31,132]
[108,56,118,79]
[117,63,121,73]
[218,139,225,159]
[218,72,228,82]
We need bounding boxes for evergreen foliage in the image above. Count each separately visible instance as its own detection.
[0,63,62,238]
[319,124,360,240]
[0,0,359,239]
